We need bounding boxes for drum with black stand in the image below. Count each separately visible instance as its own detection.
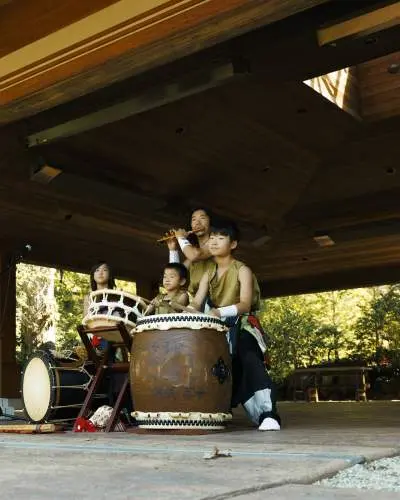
[74,290,146,432]
[21,349,106,425]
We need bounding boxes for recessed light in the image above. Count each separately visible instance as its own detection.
[313,234,335,247]
[387,63,400,75]
[365,36,378,45]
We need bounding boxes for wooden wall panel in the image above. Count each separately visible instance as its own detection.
[358,51,400,121]
[0,0,121,57]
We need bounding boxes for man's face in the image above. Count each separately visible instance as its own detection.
[191,210,210,236]
[163,268,183,292]
[94,264,110,286]
[209,233,237,256]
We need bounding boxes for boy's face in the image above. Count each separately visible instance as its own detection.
[191,210,210,237]
[163,268,184,292]
[94,264,110,286]
[209,233,237,256]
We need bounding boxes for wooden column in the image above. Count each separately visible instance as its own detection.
[135,279,160,303]
[0,252,19,397]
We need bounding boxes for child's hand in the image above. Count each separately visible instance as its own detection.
[209,308,221,318]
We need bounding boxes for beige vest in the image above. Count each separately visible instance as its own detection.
[153,291,186,315]
[207,259,260,311]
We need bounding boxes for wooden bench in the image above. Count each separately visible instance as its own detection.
[289,366,372,402]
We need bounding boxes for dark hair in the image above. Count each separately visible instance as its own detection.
[188,207,214,247]
[89,262,116,291]
[164,263,189,285]
[189,207,213,225]
[210,218,240,242]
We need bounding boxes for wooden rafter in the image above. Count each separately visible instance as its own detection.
[317,1,400,46]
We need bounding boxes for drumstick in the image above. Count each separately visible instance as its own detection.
[169,301,206,314]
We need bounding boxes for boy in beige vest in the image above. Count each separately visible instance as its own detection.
[192,220,281,431]
[144,263,189,315]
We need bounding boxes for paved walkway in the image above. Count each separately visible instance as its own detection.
[0,401,399,499]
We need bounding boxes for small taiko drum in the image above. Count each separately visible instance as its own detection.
[130,313,232,430]
[83,289,145,342]
[22,350,96,423]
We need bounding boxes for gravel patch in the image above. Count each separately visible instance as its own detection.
[316,456,400,492]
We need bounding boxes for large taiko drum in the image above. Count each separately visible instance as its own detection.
[83,289,145,341]
[130,313,232,430]
[21,350,97,424]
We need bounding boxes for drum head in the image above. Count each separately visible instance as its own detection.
[22,354,52,423]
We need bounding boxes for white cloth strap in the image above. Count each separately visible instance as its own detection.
[217,305,238,318]
[177,237,191,251]
[169,250,180,263]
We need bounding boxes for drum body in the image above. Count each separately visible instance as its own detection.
[130,314,232,429]
[22,350,93,423]
[83,289,145,341]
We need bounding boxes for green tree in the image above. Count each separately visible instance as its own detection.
[260,295,323,381]
[54,269,90,351]
[311,290,358,361]
[260,287,380,381]
[16,263,55,363]
[355,285,400,365]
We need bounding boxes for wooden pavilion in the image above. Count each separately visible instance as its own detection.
[1,0,399,396]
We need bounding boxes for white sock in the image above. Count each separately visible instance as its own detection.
[258,417,280,431]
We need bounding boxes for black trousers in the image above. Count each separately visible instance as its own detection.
[231,330,280,426]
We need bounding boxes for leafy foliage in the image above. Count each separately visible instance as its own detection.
[260,287,400,382]
[54,269,90,351]
[16,264,55,363]
[354,285,400,366]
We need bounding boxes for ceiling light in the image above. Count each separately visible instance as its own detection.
[313,234,335,247]
[30,161,62,184]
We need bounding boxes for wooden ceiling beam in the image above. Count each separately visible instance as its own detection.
[260,244,400,278]
[287,188,400,232]
[0,0,121,57]
[0,0,331,124]
[358,51,400,121]
[0,182,163,245]
[261,263,400,298]
[317,2,400,47]
[26,60,249,146]
[3,1,398,128]
[243,7,400,84]
[0,211,166,282]
[23,244,163,285]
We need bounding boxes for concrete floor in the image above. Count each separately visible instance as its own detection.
[0,401,399,499]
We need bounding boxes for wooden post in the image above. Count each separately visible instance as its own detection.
[307,387,319,402]
[0,252,19,397]
[355,370,367,402]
